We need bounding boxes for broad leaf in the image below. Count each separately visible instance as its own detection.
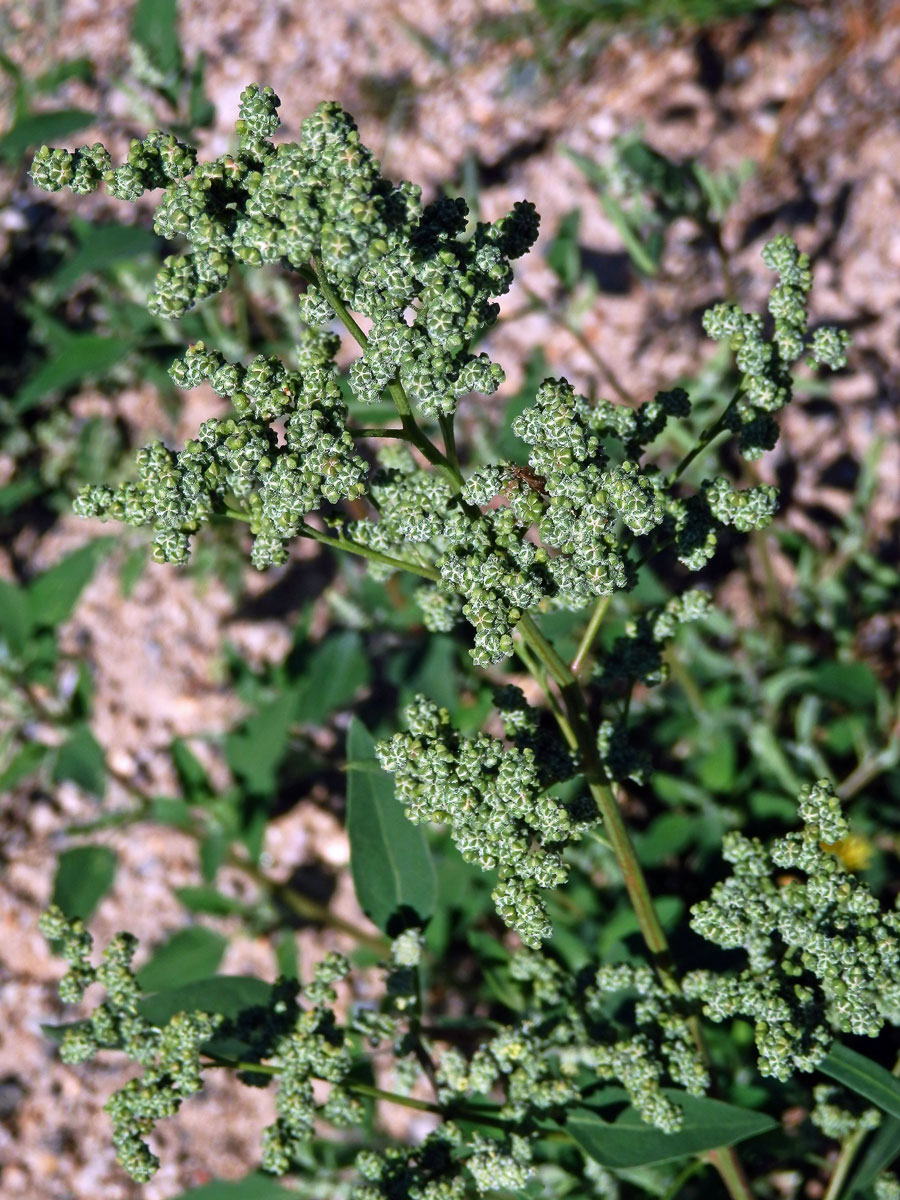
[175,886,249,917]
[566,1089,777,1169]
[138,975,273,1025]
[225,698,294,796]
[169,1175,292,1200]
[821,1043,900,1122]
[52,724,107,797]
[15,333,132,413]
[0,742,50,791]
[848,1115,900,1194]
[136,926,227,992]
[52,845,117,920]
[28,539,114,628]
[51,220,161,292]
[0,107,95,159]
[346,718,436,934]
[132,0,182,81]
[292,631,370,723]
[0,579,30,656]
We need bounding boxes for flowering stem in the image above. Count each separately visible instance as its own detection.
[516,612,754,1200]
[297,521,440,582]
[570,594,612,677]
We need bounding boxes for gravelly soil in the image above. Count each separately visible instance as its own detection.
[2,2,899,1196]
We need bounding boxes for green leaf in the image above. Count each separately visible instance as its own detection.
[821,1043,900,1122]
[848,1115,900,1194]
[0,107,96,160]
[292,631,371,723]
[0,579,30,656]
[53,724,107,797]
[28,539,114,628]
[15,333,132,413]
[168,1174,292,1200]
[137,975,273,1025]
[225,697,294,796]
[175,886,248,917]
[810,661,879,710]
[546,208,582,290]
[566,1090,777,1169]
[52,845,117,920]
[0,742,50,792]
[346,717,436,934]
[131,0,183,81]
[50,220,161,293]
[136,926,227,992]
[171,737,212,798]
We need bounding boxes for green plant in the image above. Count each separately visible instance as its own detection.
[27,86,900,1200]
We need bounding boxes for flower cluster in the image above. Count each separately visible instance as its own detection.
[435,952,708,1132]
[685,780,900,1079]
[73,340,367,566]
[377,695,591,946]
[703,234,849,460]
[38,906,220,1182]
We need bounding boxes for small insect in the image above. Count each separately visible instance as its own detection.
[502,464,548,500]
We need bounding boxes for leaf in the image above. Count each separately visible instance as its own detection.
[0,579,30,656]
[0,742,50,791]
[821,1043,900,1122]
[53,724,107,797]
[15,333,132,413]
[0,107,96,160]
[346,718,436,934]
[546,208,582,290]
[292,631,371,724]
[138,975,273,1025]
[131,0,182,81]
[175,886,248,916]
[50,220,161,293]
[52,845,117,920]
[566,1090,777,1169]
[168,1174,292,1200]
[225,697,294,796]
[170,737,212,798]
[136,926,227,992]
[28,539,114,628]
[848,1115,900,1194]
[810,661,879,710]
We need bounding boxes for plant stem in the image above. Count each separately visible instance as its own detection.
[297,521,440,582]
[515,611,754,1200]
[311,256,369,349]
[668,386,742,484]
[570,595,611,677]
[823,1126,868,1200]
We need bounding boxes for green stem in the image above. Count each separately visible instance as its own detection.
[668,385,742,484]
[570,595,611,677]
[297,522,440,582]
[351,426,408,439]
[823,1126,867,1200]
[516,612,752,1200]
[517,615,673,970]
[311,256,369,349]
[439,412,460,473]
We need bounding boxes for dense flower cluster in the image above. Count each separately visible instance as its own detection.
[377,694,589,946]
[685,780,900,1079]
[38,906,220,1182]
[703,235,849,460]
[74,340,367,566]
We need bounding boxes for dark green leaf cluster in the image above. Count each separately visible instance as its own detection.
[685,780,900,1079]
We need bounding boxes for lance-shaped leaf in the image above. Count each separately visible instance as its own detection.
[346,717,436,934]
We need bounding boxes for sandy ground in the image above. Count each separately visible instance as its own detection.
[2,2,900,1196]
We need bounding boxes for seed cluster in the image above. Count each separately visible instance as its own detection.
[685,780,900,1079]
